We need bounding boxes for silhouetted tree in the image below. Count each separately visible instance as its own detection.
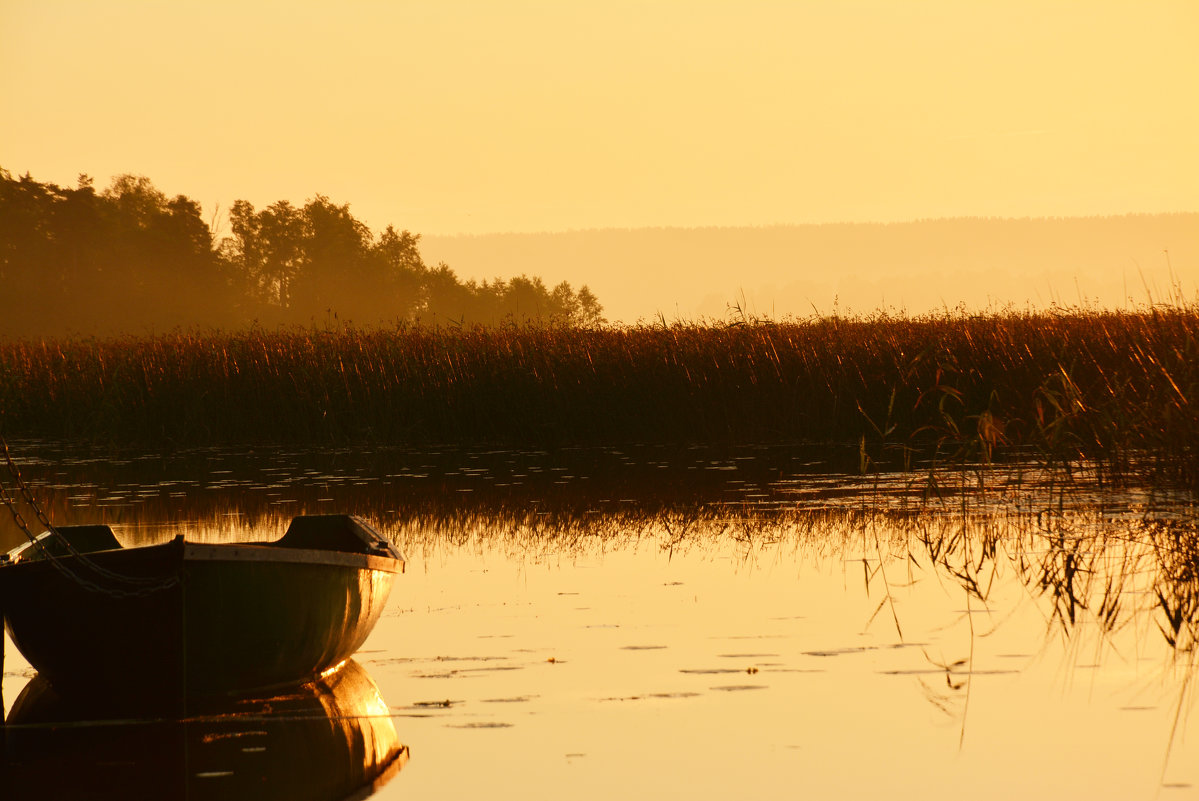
[224,199,305,309]
[0,167,605,337]
[289,196,380,322]
[374,225,427,319]
[574,285,605,327]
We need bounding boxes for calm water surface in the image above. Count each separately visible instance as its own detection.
[1,443,1196,799]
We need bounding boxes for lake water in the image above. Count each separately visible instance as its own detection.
[1,443,1196,799]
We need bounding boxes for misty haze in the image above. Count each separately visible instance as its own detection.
[423,215,1197,323]
[2,2,1197,799]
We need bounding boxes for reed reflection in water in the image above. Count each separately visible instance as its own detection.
[5,441,1191,545]
[368,509,1198,799]
[1,443,1196,798]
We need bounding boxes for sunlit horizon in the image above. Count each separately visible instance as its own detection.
[3,1,1197,236]
[3,0,1198,325]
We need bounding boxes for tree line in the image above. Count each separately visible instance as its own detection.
[0,169,603,338]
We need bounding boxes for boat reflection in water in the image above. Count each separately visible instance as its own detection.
[1,659,407,800]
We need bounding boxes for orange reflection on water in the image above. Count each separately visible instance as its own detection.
[351,511,1196,800]
[2,446,1196,799]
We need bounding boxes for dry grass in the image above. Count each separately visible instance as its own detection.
[0,307,1195,486]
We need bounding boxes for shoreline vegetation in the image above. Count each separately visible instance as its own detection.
[0,168,603,338]
[1,306,1195,490]
[0,167,1195,490]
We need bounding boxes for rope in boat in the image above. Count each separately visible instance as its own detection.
[0,437,179,597]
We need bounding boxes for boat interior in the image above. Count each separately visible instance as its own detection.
[2,514,397,564]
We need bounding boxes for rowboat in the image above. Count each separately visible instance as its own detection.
[0,514,404,700]
[2,658,408,800]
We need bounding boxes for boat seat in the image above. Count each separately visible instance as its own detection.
[8,525,123,563]
[273,515,388,555]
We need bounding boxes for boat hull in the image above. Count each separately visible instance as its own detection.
[0,517,402,699]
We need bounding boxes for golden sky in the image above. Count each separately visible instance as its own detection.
[2,0,1197,236]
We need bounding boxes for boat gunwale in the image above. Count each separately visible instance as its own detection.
[1,514,407,576]
[182,541,405,574]
[0,540,404,576]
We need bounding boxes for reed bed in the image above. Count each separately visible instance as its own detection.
[1,307,1196,487]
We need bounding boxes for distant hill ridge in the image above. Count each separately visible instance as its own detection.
[421,214,1198,323]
